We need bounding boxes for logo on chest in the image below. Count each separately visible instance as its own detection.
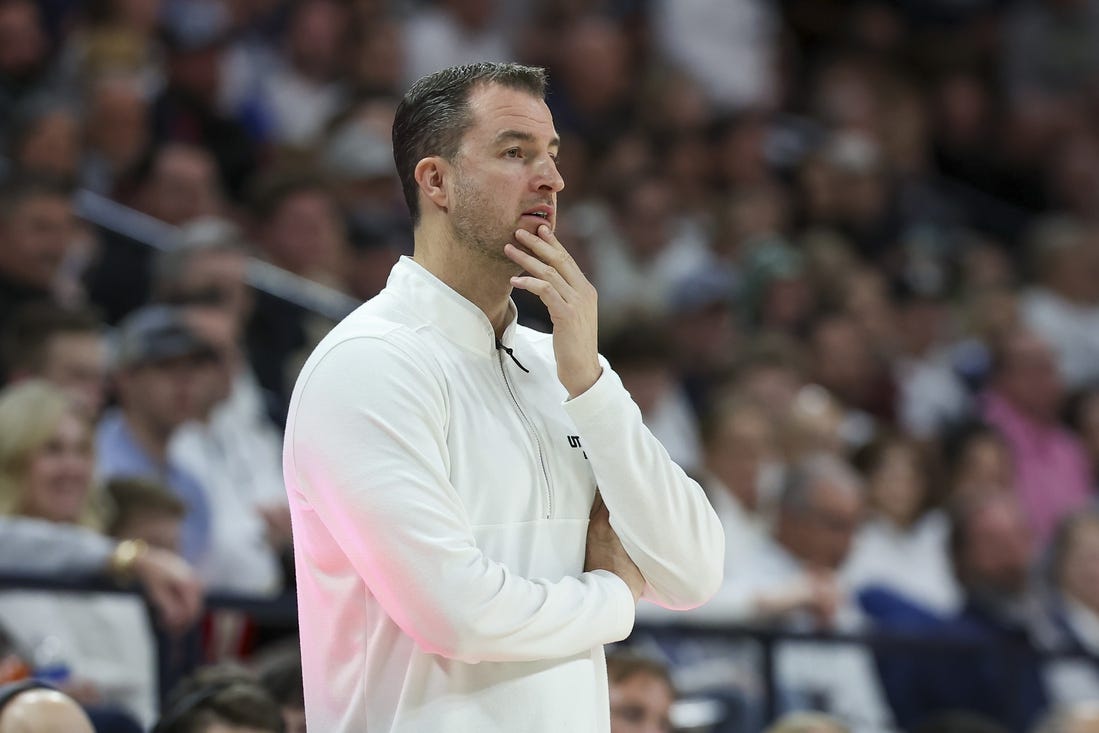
[566,435,587,459]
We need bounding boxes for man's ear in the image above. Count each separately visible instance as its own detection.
[414,157,450,213]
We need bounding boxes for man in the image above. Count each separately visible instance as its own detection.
[981,328,1091,544]
[0,303,108,416]
[97,305,215,566]
[153,664,283,733]
[606,651,675,733]
[0,682,94,733]
[284,62,724,732]
[0,177,76,333]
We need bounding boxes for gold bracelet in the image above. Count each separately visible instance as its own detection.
[109,539,149,582]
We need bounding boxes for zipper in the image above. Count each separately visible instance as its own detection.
[496,349,553,519]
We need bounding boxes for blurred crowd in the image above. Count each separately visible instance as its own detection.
[0,0,1098,731]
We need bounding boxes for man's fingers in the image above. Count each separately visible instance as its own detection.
[514,227,584,284]
[504,243,574,296]
[510,275,569,313]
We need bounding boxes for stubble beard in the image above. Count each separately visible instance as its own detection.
[450,178,519,272]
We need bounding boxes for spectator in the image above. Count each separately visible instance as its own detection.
[712,454,894,731]
[401,0,511,91]
[86,142,226,325]
[1063,385,1099,488]
[697,395,780,577]
[105,476,186,553]
[600,322,703,476]
[0,302,107,417]
[0,381,158,728]
[153,664,283,733]
[0,681,94,733]
[0,177,77,332]
[96,305,215,566]
[606,651,675,733]
[0,0,63,147]
[1019,217,1099,390]
[864,490,1048,732]
[6,97,81,184]
[151,16,257,200]
[80,73,151,197]
[980,329,1091,544]
[1041,509,1099,705]
[251,640,304,733]
[844,433,960,614]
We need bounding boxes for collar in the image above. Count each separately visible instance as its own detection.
[386,256,519,357]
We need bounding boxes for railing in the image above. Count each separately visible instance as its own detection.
[1,571,1094,732]
[74,189,361,323]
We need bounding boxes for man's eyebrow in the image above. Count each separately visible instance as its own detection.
[495,130,561,148]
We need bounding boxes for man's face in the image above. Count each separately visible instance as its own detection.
[120,355,208,435]
[0,194,75,290]
[42,332,108,418]
[998,332,1063,422]
[799,480,862,570]
[609,672,674,733]
[447,83,564,263]
[961,497,1033,596]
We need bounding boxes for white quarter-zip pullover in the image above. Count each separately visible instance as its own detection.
[284,257,724,732]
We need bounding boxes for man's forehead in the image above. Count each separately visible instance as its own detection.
[467,85,558,142]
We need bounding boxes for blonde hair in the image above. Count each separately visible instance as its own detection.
[0,380,102,529]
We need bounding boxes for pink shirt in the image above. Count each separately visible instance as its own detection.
[982,391,1092,545]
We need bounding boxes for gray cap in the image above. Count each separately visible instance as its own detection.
[112,305,215,369]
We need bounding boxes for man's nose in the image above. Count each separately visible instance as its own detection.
[534,156,564,193]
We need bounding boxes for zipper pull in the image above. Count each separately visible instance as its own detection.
[495,338,530,373]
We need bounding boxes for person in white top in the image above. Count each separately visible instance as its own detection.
[843,433,960,614]
[283,62,725,733]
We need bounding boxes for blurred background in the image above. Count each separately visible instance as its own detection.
[1,0,1099,732]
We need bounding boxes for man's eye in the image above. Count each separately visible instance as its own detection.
[505,148,520,158]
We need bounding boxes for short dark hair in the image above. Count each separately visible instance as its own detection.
[154,664,283,733]
[0,302,103,378]
[0,174,73,221]
[605,650,674,692]
[392,62,548,226]
[105,476,186,537]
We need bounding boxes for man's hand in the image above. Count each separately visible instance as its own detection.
[132,546,204,634]
[584,493,645,603]
[505,225,601,398]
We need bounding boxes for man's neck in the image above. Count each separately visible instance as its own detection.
[121,409,172,465]
[412,226,518,338]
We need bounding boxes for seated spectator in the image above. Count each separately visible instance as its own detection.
[1041,509,1099,705]
[0,681,94,733]
[697,394,780,576]
[0,381,158,728]
[862,490,1048,732]
[0,303,108,417]
[1019,216,1099,391]
[606,651,675,733]
[765,712,849,733]
[942,421,1016,501]
[844,433,960,614]
[600,321,702,476]
[96,305,215,567]
[698,454,893,731]
[0,177,77,333]
[153,664,283,733]
[105,477,186,553]
[251,640,304,733]
[980,329,1091,545]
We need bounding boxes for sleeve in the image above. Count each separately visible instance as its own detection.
[0,517,114,574]
[563,361,725,610]
[286,335,636,664]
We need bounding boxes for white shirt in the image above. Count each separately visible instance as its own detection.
[284,257,724,732]
[842,511,961,615]
[1044,597,1099,705]
[1022,287,1099,389]
[171,370,286,596]
[0,591,158,728]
